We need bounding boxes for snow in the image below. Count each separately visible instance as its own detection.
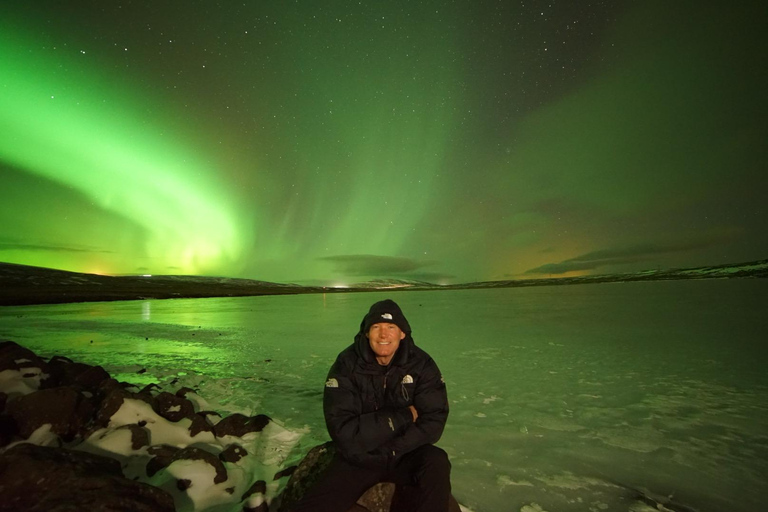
[0,368,49,399]
[81,398,303,511]
[0,365,303,511]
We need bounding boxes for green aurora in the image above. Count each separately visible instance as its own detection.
[1,1,766,284]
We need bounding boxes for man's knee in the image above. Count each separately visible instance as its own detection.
[411,444,451,482]
[425,445,451,474]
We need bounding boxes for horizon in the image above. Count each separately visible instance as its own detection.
[2,256,765,289]
[2,1,766,284]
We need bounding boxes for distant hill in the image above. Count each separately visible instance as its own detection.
[349,278,440,289]
[447,259,768,290]
[0,262,322,306]
[0,258,766,306]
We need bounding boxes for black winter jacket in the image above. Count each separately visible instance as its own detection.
[323,324,449,469]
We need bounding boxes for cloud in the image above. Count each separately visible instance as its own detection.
[0,240,114,254]
[319,254,436,277]
[525,238,733,275]
[405,271,457,283]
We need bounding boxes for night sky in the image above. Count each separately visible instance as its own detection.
[1,1,766,285]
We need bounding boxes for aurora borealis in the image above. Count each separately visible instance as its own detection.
[1,1,766,285]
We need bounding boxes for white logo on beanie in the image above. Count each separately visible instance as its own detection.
[381,313,393,320]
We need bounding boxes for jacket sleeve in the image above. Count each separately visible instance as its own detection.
[323,359,413,458]
[384,357,449,462]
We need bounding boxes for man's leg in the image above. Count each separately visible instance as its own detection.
[388,444,451,512]
[285,455,384,512]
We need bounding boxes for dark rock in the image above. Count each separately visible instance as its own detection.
[73,364,111,388]
[153,391,195,422]
[214,413,271,437]
[360,483,395,512]
[97,377,123,393]
[278,442,335,511]
[273,465,296,480]
[146,445,181,477]
[189,412,215,437]
[6,386,94,441]
[219,443,248,463]
[244,503,269,512]
[0,392,6,413]
[95,387,153,428]
[147,445,227,484]
[0,414,17,447]
[278,443,462,512]
[115,424,151,450]
[139,383,161,395]
[45,357,110,389]
[94,387,132,426]
[175,386,197,398]
[0,341,48,374]
[48,355,74,364]
[242,479,267,501]
[176,446,228,484]
[0,443,174,512]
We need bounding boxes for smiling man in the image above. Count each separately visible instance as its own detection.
[288,299,451,512]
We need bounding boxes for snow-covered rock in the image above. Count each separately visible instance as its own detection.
[0,340,302,512]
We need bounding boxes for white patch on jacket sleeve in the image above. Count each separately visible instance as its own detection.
[402,375,414,384]
[325,378,339,388]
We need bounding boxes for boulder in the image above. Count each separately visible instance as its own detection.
[146,444,182,478]
[214,413,271,437]
[116,423,151,450]
[147,445,228,484]
[0,343,306,512]
[0,443,174,512]
[153,391,195,422]
[278,442,462,512]
[6,386,94,441]
[189,411,216,437]
[220,443,249,463]
[0,413,16,447]
[0,341,48,374]
[94,387,153,427]
[45,356,111,389]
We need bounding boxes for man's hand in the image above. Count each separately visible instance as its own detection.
[408,405,418,422]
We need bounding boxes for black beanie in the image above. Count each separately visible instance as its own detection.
[362,299,411,334]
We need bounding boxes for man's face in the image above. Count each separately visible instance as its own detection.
[367,322,406,365]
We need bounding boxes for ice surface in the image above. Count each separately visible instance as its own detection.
[1,279,767,511]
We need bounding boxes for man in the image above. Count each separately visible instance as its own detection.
[288,299,451,512]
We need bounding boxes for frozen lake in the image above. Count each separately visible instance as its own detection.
[1,279,767,512]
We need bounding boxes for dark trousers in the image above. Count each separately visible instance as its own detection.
[286,444,451,512]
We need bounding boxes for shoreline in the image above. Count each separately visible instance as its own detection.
[2,259,766,307]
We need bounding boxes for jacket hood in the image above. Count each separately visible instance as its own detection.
[360,299,411,334]
[354,299,414,366]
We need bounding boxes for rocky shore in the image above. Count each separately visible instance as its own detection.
[0,341,464,512]
[0,340,302,511]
